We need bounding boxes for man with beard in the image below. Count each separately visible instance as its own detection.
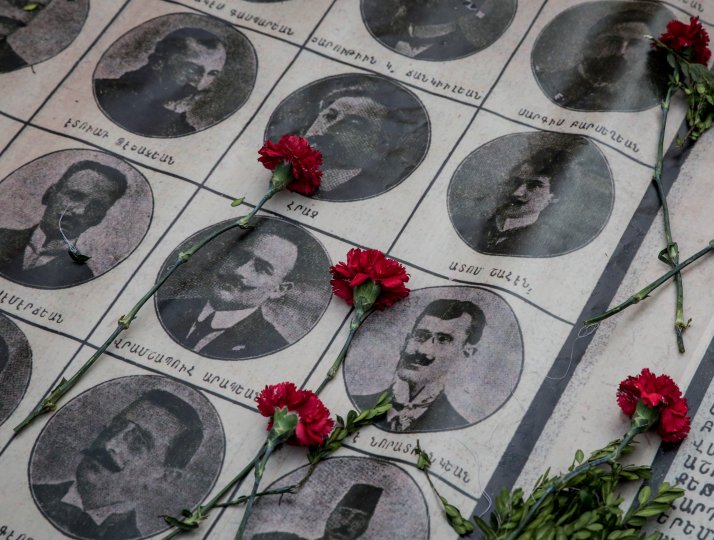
[0,160,128,288]
[353,299,485,432]
[536,8,670,111]
[0,0,49,72]
[157,230,297,359]
[94,27,227,137]
[32,389,204,540]
[253,483,383,540]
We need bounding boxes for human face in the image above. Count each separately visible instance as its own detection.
[498,164,554,221]
[160,38,226,97]
[396,313,473,388]
[75,400,183,510]
[42,169,119,240]
[210,233,298,311]
[324,506,371,540]
[582,21,651,84]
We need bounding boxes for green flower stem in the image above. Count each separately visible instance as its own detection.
[584,240,714,327]
[314,309,372,395]
[161,442,267,540]
[14,188,280,435]
[652,84,687,352]
[235,439,278,540]
[214,485,297,508]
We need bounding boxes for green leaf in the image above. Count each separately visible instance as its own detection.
[23,2,40,10]
[638,486,652,506]
[231,196,245,207]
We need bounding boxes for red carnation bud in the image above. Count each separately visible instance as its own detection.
[257,382,333,447]
[657,16,711,65]
[258,135,322,196]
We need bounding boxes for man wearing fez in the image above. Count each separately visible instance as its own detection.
[0,160,128,288]
[33,389,204,540]
[0,0,49,72]
[158,229,298,358]
[537,8,669,110]
[253,483,383,540]
[95,27,227,137]
[354,299,485,432]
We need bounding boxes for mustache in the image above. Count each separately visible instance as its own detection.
[400,351,435,368]
[82,447,121,473]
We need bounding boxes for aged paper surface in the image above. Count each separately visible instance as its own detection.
[0,1,713,539]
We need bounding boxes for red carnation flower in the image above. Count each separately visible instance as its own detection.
[658,16,711,65]
[330,248,410,310]
[257,382,333,446]
[617,369,690,443]
[258,135,322,196]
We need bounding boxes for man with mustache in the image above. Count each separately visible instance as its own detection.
[94,27,227,137]
[536,7,670,111]
[32,389,204,540]
[0,160,128,288]
[353,299,485,432]
[157,229,297,359]
[0,0,48,72]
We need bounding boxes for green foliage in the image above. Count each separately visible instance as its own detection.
[162,506,208,531]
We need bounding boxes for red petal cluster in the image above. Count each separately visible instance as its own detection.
[658,16,711,65]
[258,135,323,196]
[329,248,410,310]
[617,368,690,443]
[257,382,333,446]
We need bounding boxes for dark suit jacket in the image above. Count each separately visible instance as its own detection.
[0,39,27,73]
[95,67,196,137]
[353,387,468,432]
[252,533,308,540]
[0,226,94,288]
[32,481,140,540]
[157,297,288,360]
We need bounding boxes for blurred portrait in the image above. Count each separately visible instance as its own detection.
[346,286,523,433]
[0,313,31,426]
[155,216,332,360]
[0,149,153,289]
[361,0,516,61]
[448,132,614,257]
[245,457,429,540]
[0,0,88,74]
[532,1,675,111]
[265,73,430,201]
[94,13,257,137]
[30,375,225,540]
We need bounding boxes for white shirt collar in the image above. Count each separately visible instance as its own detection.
[60,482,132,527]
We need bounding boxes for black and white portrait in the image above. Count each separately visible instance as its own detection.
[0,0,88,74]
[93,13,257,138]
[265,73,430,201]
[0,313,31,426]
[448,132,613,258]
[155,216,332,360]
[0,149,153,289]
[532,1,675,112]
[346,286,522,433]
[29,375,225,540]
[245,457,429,540]
[361,0,517,61]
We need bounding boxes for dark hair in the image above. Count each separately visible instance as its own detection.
[44,160,128,205]
[151,27,225,63]
[138,389,204,469]
[586,8,667,41]
[415,299,486,345]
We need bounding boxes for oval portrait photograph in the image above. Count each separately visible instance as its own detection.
[0,149,153,289]
[0,0,88,74]
[345,286,523,433]
[155,216,332,360]
[0,313,31,426]
[265,73,430,202]
[361,0,517,61]
[448,132,614,258]
[93,12,257,138]
[532,1,674,112]
[29,374,225,540]
[244,457,429,540]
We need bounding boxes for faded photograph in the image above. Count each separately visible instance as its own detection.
[448,132,613,257]
[0,149,153,289]
[0,313,31,426]
[265,73,430,201]
[245,457,429,540]
[155,216,332,360]
[30,375,225,540]
[361,0,517,61]
[94,13,257,137]
[0,0,88,74]
[532,1,674,111]
[347,286,522,433]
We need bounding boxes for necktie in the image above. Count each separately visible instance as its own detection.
[185,312,216,349]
